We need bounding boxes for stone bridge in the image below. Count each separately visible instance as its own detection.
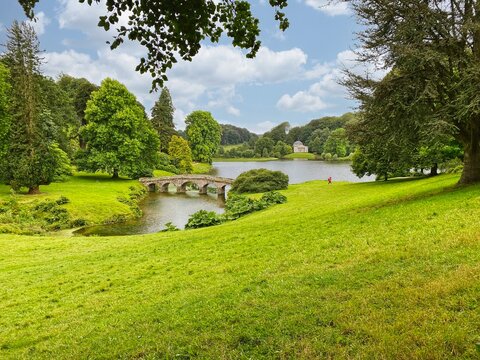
[139,175,234,195]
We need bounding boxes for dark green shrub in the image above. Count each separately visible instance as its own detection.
[231,169,289,193]
[185,210,223,229]
[224,194,256,219]
[161,222,180,232]
[260,191,287,205]
[71,218,88,227]
[56,196,70,205]
[34,200,57,212]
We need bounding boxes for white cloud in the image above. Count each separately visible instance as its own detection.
[277,91,328,112]
[27,11,51,35]
[42,48,157,112]
[254,121,277,134]
[304,0,351,16]
[51,0,312,123]
[276,48,386,113]
[164,45,308,117]
[304,63,331,80]
[226,106,241,117]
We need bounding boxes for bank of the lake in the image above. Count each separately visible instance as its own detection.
[1,174,480,359]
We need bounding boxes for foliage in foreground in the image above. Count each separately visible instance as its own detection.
[18,0,289,90]
[231,168,289,193]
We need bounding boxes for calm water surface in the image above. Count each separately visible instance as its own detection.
[211,159,374,184]
[75,160,374,236]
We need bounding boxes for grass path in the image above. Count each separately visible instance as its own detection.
[1,175,480,358]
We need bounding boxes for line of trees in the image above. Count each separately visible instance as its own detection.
[216,114,355,159]
[0,21,224,193]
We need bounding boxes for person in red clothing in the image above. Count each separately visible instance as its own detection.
[327,176,332,184]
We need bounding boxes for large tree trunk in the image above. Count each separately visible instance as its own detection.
[458,127,480,185]
[430,163,438,177]
[112,169,119,179]
[28,185,40,194]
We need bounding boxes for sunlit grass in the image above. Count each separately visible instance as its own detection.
[0,172,140,225]
[1,174,480,358]
[284,152,316,159]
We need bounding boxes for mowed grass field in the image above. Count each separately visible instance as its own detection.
[1,174,480,358]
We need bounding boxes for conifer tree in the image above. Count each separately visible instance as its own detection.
[151,87,176,153]
[2,21,62,194]
[0,63,11,177]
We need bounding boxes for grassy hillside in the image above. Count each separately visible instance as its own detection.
[1,175,480,359]
[0,173,142,230]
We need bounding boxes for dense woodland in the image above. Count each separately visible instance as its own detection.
[0,22,224,193]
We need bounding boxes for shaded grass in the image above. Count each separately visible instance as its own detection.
[1,174,480,358]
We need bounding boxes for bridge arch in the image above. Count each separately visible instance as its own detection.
[139,175,234,198]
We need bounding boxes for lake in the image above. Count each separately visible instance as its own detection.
[75,160,374,236]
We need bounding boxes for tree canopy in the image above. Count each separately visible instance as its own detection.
[1,21,68,194]
[18,0,289,90]
[346,0,480,184]
[77,78,160,178]
[185,110,222,164]
[168,135,193,174]
[151,87,176,153]
[220,124,257,145]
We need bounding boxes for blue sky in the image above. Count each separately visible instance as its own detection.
[0,0,372,133]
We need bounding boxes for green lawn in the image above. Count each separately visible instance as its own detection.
[1,174,480,358]
[284,152,317,159]
[0,172,142,227]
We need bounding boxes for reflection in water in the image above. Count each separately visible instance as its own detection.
[75,190,225,236]
[76,160,374,236]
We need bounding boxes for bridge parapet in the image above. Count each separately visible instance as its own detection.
[139,175,234,196]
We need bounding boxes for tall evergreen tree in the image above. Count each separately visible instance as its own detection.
[151,87,176,153]
[0,63,11,178]
[2,22,62,194]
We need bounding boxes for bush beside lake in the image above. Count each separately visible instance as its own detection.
[231,168,289,193]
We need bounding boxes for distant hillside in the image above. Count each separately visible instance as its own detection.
[286,112,356,145]
[221,124,258,145]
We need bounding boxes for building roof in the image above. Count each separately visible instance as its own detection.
[293,141,304,146]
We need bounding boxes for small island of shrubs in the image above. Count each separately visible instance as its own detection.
[230,168,289,193]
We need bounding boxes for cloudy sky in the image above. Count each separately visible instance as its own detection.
[0,0,366,133]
